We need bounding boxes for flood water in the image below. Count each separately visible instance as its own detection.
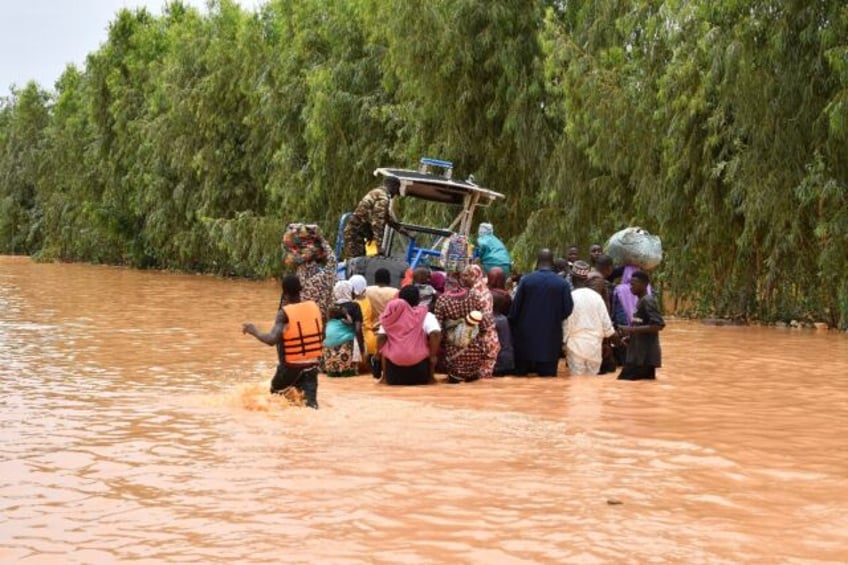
[1,255,847,564]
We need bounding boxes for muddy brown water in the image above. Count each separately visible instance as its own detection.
[1,255,847,564]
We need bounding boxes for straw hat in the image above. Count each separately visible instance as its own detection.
[465,310,483,326]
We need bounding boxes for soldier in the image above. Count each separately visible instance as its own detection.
[342,177,407,258]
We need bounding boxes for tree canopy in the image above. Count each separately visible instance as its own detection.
[1,0,846,327]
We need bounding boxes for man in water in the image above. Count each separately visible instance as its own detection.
[617,270,664,381]
[589,244,603,266]
[563,261,617,375]
[509,248,574,376]
[242,275,322,408]
[343,177,406,258]
[588,254,618,374]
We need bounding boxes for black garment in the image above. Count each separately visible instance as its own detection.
[617,294,663,382]
[271,364,319,408]
[599,338,617,374]
[384,358,431,386]
[617,365,656,380]
[624,295,664,368]
[513,359,558,377]
[509,267,573,367]
[611,340,627,366]
[370,355,382,379]
[493,314,515,375]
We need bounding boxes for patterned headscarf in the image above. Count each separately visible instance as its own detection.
[443,271,467,297]
[466,264,487,295]
[465,264,493,315]
[333,280,354,304]
[281,223,333,270]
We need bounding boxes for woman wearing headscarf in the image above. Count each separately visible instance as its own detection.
[349,274,376,368]
[322,280,364,377]
[430,270,447,295]
[467,264,500,378]
[488,266,515,375]
[377,286,441,385]
[434,266,495,383]
[282,223,337,322]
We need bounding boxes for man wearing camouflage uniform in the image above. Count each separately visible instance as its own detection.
[343,177,405,258]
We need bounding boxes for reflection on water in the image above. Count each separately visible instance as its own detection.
[1,255,847,563]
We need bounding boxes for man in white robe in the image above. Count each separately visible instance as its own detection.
[562,262,617,375]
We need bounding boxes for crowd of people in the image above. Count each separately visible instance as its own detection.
[242,219,665,409]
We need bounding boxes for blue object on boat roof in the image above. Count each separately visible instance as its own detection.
[419,157,453,168]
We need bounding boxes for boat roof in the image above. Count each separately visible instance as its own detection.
[374,167,504,206]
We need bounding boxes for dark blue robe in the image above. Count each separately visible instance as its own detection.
[509,268,574,364]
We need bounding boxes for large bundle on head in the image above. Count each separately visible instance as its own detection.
[441,232,471,272]
[605,227,663,270]
[281,223,332,271]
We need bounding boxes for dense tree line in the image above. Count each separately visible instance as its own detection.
[1,0,846,327]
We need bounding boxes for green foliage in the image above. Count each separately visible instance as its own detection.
[0,82,50,253]
[0,0,847,327]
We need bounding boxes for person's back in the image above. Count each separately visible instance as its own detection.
[476,223,512,275]
[343,178,402,258]
[281,300,324,364]
[377,286,441,385]
[566,288,611,337]
[564,287,615,375]
[509,249,574,376]
[366,267,398,323]
[242,275,322,408]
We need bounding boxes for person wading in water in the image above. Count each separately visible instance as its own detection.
[242,275,322,408]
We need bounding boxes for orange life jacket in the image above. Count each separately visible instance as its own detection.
[282,301,323,363]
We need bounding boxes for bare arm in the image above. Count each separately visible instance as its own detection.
[242,309,286,346]
[427,330,441,380]
[375,333,387,359]
[355,320,366,356]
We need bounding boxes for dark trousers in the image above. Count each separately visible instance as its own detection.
[384,358,431,386]
[513,359,559,377]
[599,338,617,374]
[271,364,319,408]
[617,365,656,381]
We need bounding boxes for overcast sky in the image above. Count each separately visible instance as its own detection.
[0,0,258,95]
